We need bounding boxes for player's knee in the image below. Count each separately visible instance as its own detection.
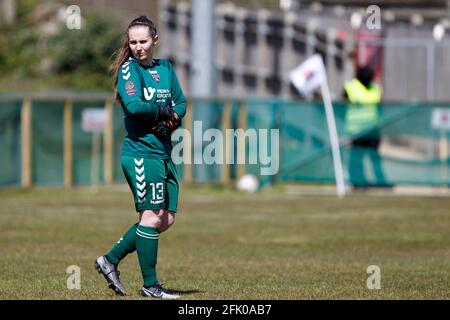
[143,216,162,228]
[158,211,176,233]
[167,211,175,226]
[139,209,164,228]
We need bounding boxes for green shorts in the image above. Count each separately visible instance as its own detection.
[121,156,179,213]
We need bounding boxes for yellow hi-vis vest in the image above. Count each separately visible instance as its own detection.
[344,79,382,134]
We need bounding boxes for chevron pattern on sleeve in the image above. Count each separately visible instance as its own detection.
[122,62,131,80]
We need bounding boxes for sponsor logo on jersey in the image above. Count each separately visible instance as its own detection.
[149,70,160,83]
[143,87,156,101]
[125,80,137,96]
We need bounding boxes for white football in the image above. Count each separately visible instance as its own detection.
[236,174,259,193]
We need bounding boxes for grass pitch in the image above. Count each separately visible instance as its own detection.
[0,185,449,300]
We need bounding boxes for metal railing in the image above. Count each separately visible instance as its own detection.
[158,1,450,103]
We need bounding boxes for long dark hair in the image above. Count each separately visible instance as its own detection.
[110,16,157,100]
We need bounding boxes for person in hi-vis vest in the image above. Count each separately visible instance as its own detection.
[343,65,389,188]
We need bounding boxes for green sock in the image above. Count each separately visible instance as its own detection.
[136,225,159,287]
[106,223,138,265]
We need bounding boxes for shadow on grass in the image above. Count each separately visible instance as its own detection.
[170,289,203,296]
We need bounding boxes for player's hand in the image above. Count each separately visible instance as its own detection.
[152,108,181,137]
[151,120,171,137]
[157,105,175,121]
[169,112,181,131]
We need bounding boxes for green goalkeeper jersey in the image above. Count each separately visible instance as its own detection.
[116,57,186,159]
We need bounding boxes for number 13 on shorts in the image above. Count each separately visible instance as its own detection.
[149,182,164,204]
[121,157,178,212]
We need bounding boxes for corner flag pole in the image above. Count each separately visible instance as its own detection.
[289,54,346,197]
[320,72,346,198]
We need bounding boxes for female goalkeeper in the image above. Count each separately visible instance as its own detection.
[94,15,186,299]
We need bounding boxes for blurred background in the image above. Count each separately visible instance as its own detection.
[1,0,450,193]
[2,1,450,301]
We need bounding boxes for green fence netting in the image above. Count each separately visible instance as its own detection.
[274,101,449,186]
[32,101,64,186]
[72,101,105,185]
[0,100,21,186]
[0,96,449,187]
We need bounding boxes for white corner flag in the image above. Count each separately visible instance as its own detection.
[289,54,346,198]
[289,54,326,96]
